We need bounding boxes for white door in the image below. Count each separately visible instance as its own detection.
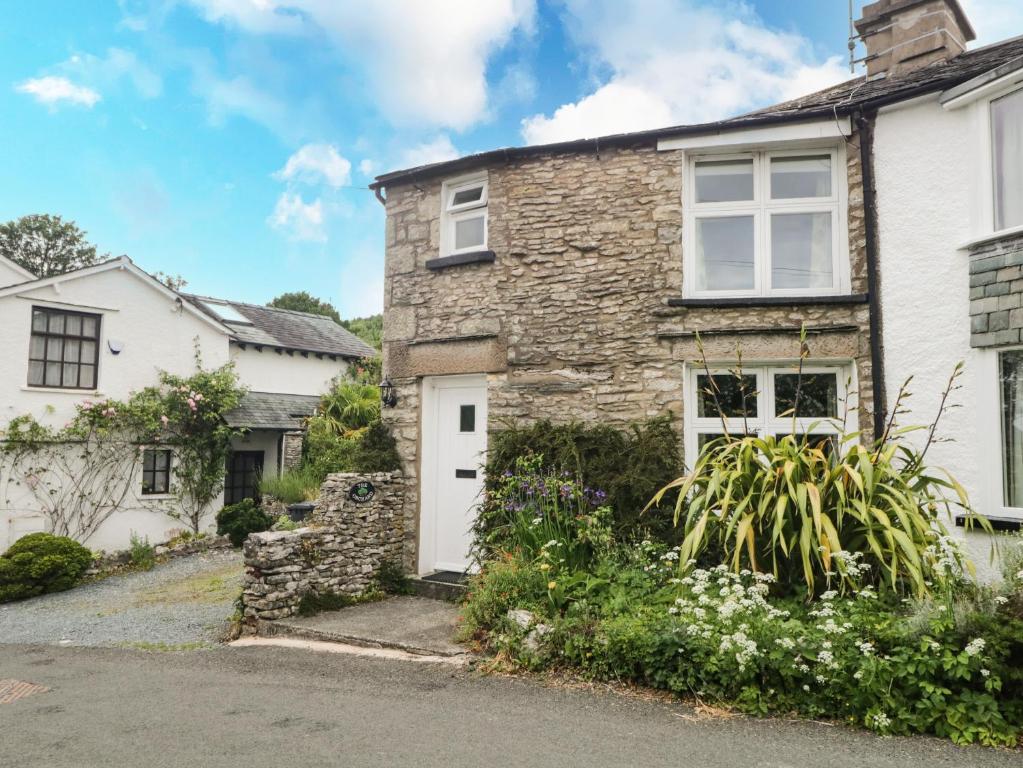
[420,375,487,574]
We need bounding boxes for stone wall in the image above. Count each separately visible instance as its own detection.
[969,232,1023,347]
[241,471,404,621]
[381,133,874,570]
[281,431,304,472]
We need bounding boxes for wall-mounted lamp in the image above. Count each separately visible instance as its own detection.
[379,378,397,408]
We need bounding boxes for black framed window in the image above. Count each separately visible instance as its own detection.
[28,306,100,389]
[142,449,172,495]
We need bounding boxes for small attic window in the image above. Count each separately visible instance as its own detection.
[203,301,253,325]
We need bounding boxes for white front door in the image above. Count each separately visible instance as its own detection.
[420,375,487,574]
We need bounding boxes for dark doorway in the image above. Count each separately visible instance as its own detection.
[225,450,264,505]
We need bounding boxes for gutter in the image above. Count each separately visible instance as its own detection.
[854,109,888,442]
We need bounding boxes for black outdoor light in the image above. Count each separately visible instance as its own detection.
[379,378,397,408]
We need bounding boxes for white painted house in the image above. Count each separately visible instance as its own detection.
[0,255,375,552]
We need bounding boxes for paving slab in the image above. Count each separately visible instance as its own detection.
[264,595,464,656]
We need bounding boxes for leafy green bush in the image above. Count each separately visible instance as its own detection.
[482,417,682,543]
[477,455,614,571]
[215,499,272,547]
[318,381,380,434]
[259,466,321,503]
[302,418,361,482]
[0,532,93,602]
[650,432,984,598]
[462,548,1023,746]
[376,560,412,595]
[128,532,156,571]
[353,421,401,473]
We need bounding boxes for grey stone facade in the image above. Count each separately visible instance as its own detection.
[380,133,876,571]
[241,471,404,621]
[969,232,1023,347]
[281,431,304,471]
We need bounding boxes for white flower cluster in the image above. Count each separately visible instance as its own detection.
[965,637,986,657]
[923,525,964,580]
[868,712,892,731]
[719,630,760,671]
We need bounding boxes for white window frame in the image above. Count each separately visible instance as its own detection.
[684,362,856,465]
[978,347,1023,521]
[682,146,850,299]
[440,173,488,257]
[945,78,1023,247]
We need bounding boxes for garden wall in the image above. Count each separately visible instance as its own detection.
[241,471,404,622]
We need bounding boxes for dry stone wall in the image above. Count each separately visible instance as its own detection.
[242,471,404,621]
[381,134,873,570]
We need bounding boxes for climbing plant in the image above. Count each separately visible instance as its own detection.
[0,358,246,537]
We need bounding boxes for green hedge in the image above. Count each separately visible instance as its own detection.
[0,533,93,603]
[216,499,272,547]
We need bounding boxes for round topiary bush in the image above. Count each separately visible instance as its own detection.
[216,499,272,547]
[0,532,94,603]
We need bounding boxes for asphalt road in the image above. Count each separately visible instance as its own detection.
[1,644,1019,768]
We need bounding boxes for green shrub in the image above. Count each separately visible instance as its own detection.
[128,532,156,571]
[318,381,380,433]
[297,589,355,617]
[271,514,299,532]
[477,455,614,571]
[302,419,361,482]
[650,433,985,598]
[0,532,93,603]
[259,466,321,503]
[462,548,1023,746]
[482,417,682,543]
[376,560,412,595]
[353,421,401,473]
[216,499,272,547]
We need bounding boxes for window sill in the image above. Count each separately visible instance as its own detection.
[141,494,175,500]
[667,294,868,308]
[959,223,1023,251]
[21,385,102,396]
[956,514,1021,532]
[425,250,496,271]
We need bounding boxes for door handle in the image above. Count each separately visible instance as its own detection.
[455,469,477,479]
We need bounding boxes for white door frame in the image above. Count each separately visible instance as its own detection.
[419,373,488,575]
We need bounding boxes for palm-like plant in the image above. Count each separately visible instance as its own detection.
[317,382,380,435]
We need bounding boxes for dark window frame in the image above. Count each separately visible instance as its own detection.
[28,306,101,390]
[141,448,172,495]
[225,451,264,505]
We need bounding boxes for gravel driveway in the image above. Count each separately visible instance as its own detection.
[0,549,244,649]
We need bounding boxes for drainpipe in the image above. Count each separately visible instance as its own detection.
[855,109,888,441]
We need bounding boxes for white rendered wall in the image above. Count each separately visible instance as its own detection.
[0,258,32,288]
[874,95,1001,578]
[230,345,348,396]
[0,266,230,552]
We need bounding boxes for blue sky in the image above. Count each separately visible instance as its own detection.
[1,1,1019,318]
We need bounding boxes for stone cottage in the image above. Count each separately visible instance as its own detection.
[371,0,1023,577]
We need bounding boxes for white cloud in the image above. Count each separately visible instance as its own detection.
[274,143,352,187]
[960,0,1023,45]
[521,0,848,145]
[358,158,377,178]
[69,48,162,99]
[186,0,537,129]
[268,191,325,241]
[15,76,101,108]
[400,135,460,169]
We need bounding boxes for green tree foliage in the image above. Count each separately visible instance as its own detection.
[341,314,382,350]
[353,421,401,473]
[268,291,342,323]
[317,382,380,435]
[0,533,93,603]
[0,214,112,278]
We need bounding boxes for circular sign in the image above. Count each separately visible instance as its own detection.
[349,481,375,504]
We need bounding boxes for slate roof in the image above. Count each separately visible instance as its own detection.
[224,391,321,430]
[184,294,376,359]
[371,34,1023,189]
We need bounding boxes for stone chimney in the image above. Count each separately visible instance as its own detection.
[854,0,976,77]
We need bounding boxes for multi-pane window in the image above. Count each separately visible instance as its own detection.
[992,87,1023,232]
[686,150,845,297]
[688,365,848,455]
[141,449,172,495]
[28,307,100,389]
[442,176,488,255]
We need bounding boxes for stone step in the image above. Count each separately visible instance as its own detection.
[408,572,468,602]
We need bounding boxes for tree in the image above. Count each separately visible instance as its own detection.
[0,214,111,278]
[341,314,382,350]
[268,291,341,323]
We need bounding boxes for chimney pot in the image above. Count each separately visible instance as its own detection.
[854,0,976,77]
